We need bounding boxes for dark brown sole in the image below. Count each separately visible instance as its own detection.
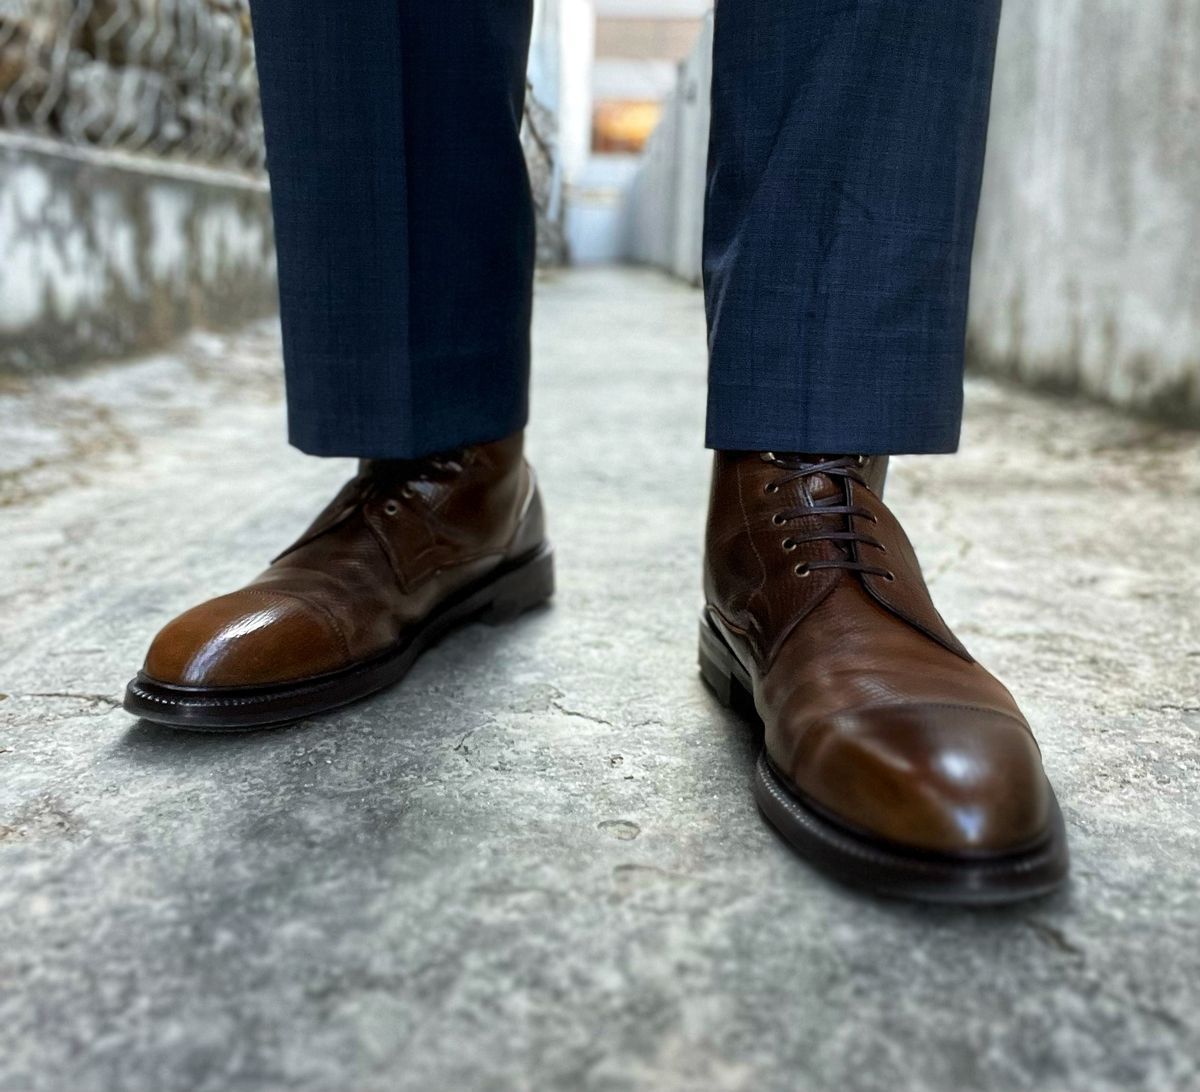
[698,612,1070,905]
[124,545,555,732]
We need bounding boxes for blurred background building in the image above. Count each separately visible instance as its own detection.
[1,0,1198,424]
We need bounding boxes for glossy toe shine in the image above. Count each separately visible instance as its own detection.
[144,589,349,688]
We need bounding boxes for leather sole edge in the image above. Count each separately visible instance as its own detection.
[753,752,1069,905]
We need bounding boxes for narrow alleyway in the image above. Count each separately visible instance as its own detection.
[1,268,1198,1092]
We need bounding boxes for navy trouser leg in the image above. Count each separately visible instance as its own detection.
[704,0,1002,454]
[249,0,535,458]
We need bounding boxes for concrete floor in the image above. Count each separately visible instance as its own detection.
[1,268,1198,1092]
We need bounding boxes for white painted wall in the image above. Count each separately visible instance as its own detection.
[549,0,596,186]
[592,0,708,15]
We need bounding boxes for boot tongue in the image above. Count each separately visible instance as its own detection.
[806,472,842,503]
[362,452,465,492]
[770,453,848,503]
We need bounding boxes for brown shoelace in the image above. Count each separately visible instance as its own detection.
[760,452,894,581]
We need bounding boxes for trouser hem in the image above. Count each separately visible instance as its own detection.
[704,384,962,455]
[286,329,531,460]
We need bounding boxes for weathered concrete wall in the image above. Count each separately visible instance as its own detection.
[968,0,1200,423]
[624,14,711,283]
[626,4,1200,425]
[0,134,276,374]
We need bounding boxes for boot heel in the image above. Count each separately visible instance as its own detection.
[698,614,751,709]
[699,644,736,706]
[480,546,555,625]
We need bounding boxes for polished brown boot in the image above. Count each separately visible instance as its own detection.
[125,433,552,730]
[701,452,1068,903]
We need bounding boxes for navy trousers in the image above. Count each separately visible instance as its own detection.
[248,0,1001,459]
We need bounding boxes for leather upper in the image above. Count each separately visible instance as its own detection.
[144,434,543,688]
[704,451,1053,856]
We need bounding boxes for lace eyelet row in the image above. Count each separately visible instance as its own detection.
[792,560,895,581]
[760,457,892,582]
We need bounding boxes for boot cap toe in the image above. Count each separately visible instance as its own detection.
[143,589,349,688]
[778,703,1053,856]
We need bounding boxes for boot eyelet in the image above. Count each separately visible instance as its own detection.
[794,564,811,578]
[401,486,416,499]
[782,539,797,551]
[383,500,400,516]
[771,513,787,525]
[883,571,896,582]
[764,482,779,494]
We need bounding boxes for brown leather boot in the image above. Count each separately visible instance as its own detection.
[125,433,552,730]
[701,452,1068,903]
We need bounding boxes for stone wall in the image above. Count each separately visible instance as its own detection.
[0,0,264,171]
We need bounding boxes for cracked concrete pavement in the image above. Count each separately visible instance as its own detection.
[1,268,1199,1092]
